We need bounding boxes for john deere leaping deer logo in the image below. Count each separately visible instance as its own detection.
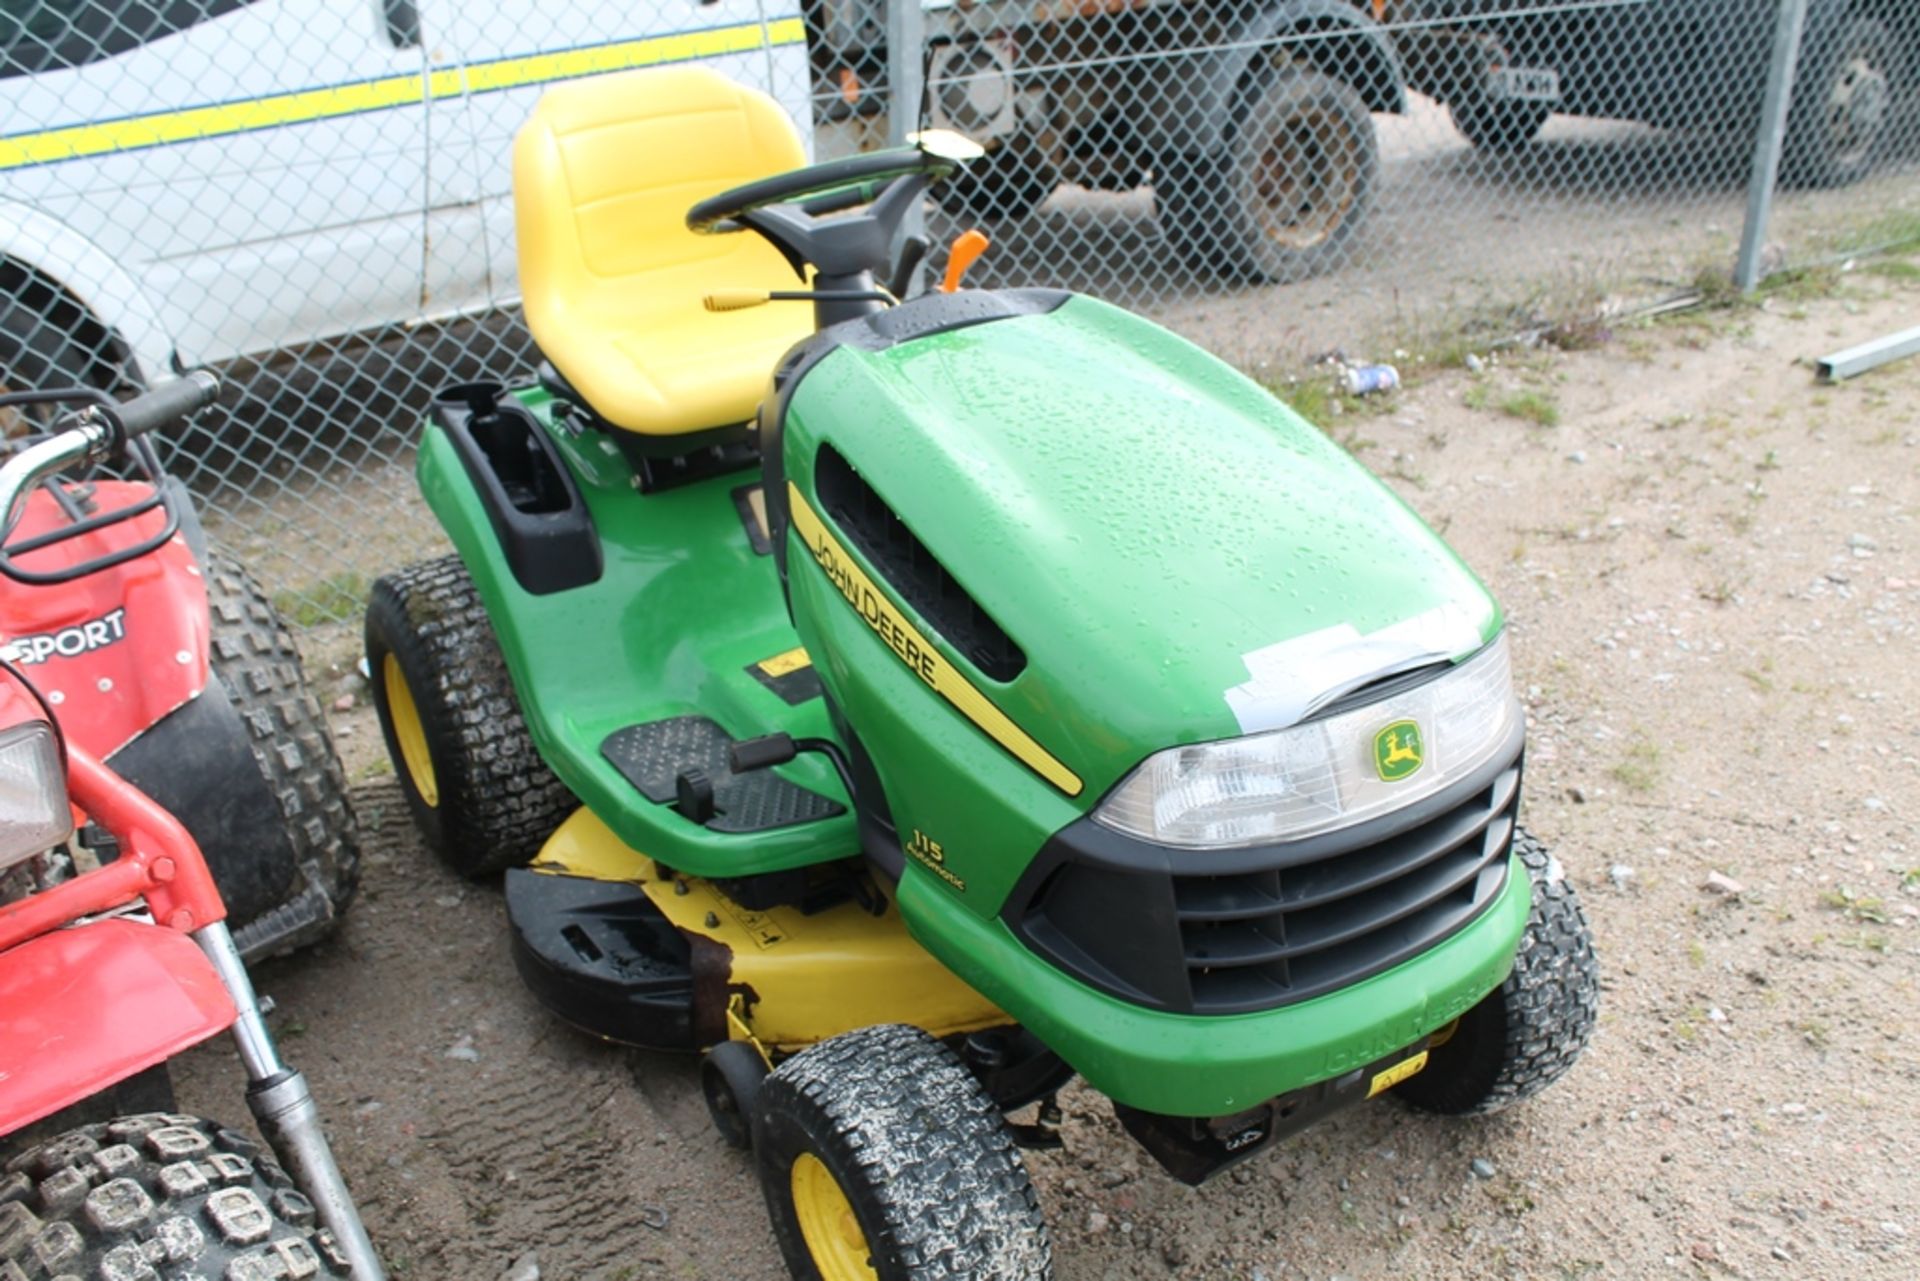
[1374,719,1424,782]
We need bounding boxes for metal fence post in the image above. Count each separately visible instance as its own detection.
[885,0,928,293]
[1735,0,1810,293]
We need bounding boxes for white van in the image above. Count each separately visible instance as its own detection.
[0,0,810,392]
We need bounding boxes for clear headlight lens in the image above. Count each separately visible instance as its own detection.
[1093,634,1518,848]
[0,721,72,871]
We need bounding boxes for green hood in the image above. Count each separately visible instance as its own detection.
[783,293,1499,806]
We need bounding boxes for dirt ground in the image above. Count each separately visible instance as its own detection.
[176,257,1920,1279]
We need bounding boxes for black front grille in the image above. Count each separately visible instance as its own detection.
[1007,751,1522,1015]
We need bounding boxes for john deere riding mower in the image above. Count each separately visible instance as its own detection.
[367,66,1598,1279]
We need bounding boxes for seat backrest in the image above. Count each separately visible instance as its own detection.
[514,66,806,329]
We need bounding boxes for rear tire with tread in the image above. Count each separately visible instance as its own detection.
[365,555,571,878]
[0,1113,349,1279]
[206,549,361,959]
[1393,829,1599,1115]
[754,1024,1052,1280]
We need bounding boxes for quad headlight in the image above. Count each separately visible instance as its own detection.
[1092,633,1519,848]
[0,721,72,872]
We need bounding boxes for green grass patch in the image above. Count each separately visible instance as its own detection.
[1864,258,1920,282]
[1609,738,1664,793]
[1498,390,1561,428]
[1266,377,1387,426]
[1831,209,1920,259]
[273,571,369,628]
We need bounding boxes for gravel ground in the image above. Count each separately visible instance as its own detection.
[176,254,1920,1279]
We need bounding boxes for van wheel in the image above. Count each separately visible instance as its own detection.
[0,299,101,436]
[0,1114,349,1280]
[366,555,572,877]
[754,1024,1052,1280]
[1392,830,1599,1115]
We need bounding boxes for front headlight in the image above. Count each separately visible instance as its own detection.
[0,721,72,871]
[1093,633,1519,848]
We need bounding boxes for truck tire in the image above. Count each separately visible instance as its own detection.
[1158,62,1378,283]
[365,555,572,878]
[1783,14,1898,189]
[0,1114,349,1280]
[753,1024,1052,1280]
[207,549,362,960]
[1391,829,1599,1116]
[1449,97,1551,153]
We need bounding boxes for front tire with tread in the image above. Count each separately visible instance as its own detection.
[1392,828,1598,1116]
[754,1024,1051,1281]
[0,1113,350,1279]
[365,555,571,878]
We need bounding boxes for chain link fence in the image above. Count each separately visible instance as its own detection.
[0,0,1915,611]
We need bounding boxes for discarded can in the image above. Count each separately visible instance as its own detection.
[1343,363,1400,396]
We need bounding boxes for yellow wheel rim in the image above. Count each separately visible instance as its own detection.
[790,1153,877,1280]
[382,653,439,808]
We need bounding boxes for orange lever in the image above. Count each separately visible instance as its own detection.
[941,229,991,294]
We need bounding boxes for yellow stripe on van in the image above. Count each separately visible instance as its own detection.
[0,17,808,172]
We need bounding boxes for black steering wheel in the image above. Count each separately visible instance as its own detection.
[685,146,957,234]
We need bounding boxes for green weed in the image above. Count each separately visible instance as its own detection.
[273,572,369,627]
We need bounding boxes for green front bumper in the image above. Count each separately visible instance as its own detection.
[902,852,1531,1116]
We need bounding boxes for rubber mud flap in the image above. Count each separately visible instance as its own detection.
[109,685,297,925]
[505,868,698,1051]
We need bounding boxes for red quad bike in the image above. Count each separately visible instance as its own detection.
[0,376,383,1278]
[0,377,358,966]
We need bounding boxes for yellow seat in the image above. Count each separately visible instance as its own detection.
[514,67,811,437]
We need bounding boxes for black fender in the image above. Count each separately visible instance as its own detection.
[1126,0,1406,157]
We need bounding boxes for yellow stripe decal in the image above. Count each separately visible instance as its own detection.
[787,483,1083,798]
[0,17,808,172]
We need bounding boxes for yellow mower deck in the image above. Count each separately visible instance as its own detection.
[511,807,1009,1054]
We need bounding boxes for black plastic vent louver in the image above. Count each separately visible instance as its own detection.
[813,444,1026,681]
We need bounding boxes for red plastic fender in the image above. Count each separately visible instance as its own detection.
[0,919,235,1135]
[0,483,208,758]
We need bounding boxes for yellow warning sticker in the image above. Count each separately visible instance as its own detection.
[756,646,812,678]
[1367,1050,1429,1099]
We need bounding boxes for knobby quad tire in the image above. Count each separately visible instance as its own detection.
[1449,96,1551,153]
[753,1024,1052,1281]
[1158,62,1378,284]
[1393,829,1599,1116]
[0,1113,350,1279]
[1783,15,1899,189]
[365,555,571,878]
[206,549,362,961]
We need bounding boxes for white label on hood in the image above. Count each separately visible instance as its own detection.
[1224,601,1488,734]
